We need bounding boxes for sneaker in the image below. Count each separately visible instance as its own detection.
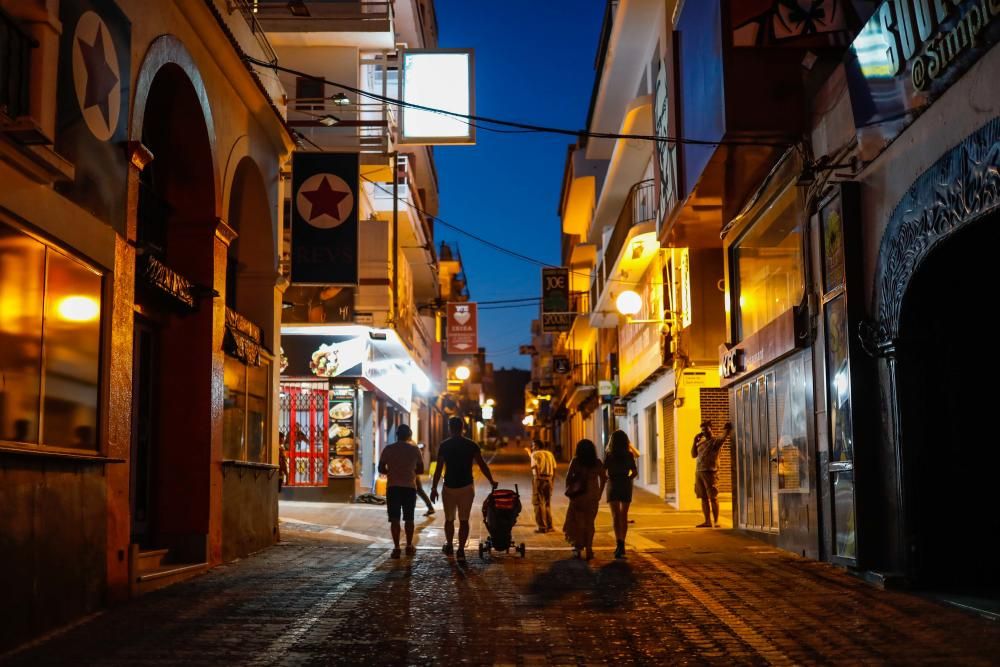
[571,548,581,559]
[390,547,401,559]
[405,544,416,556]
[456,548,466,562]
[442,543,453,556]
[424,507,436,516]
[614,546,626,560]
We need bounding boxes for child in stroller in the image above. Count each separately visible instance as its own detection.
[479,485,526,558]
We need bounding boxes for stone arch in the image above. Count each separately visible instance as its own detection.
[130,34,220,216]
[872,118,1000,340]
[225,155,277,348]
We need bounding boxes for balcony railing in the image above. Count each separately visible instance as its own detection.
[253,0,392,32]
[603,179,656,272]
[229,0,279,65]
[0,9,34,120]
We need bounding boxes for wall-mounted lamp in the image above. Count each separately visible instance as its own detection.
[615,289,681,325]
[319,114,341,127]
[454,365,471,381]
[330,93,350,106]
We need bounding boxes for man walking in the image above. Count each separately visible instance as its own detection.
[378,424,424,558]
[430,416,498,560]
[692,420,733,528]
[528,440,556,533]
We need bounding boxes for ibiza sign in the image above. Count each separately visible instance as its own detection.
[446,302,478,355]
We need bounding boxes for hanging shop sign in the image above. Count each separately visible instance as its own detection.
[291,152,359,285]
[613,404,628,417]
[399,49,476,145]
[56,0,131,234]
[846,0,1000,159]
[653,57,679,231]
[541,267,573,333]
[446,302,478,354]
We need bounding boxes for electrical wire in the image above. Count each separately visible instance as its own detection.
[245,56,791,148]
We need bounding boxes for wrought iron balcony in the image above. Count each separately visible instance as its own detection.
[603,179,655,272]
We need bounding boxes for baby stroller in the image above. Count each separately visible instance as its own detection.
[479,485,526,558]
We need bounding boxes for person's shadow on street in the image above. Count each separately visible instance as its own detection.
[527,558,636,610]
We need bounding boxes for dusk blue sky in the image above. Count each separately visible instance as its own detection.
[433,0,605,370]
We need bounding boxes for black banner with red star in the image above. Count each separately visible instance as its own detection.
[55,0,131,235]
[291,152,359,285]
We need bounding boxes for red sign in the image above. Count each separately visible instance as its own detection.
[447,302,478,355]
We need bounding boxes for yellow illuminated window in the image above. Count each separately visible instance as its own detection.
[734,186,804,340]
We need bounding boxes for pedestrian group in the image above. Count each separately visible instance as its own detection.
[377,417,732,560]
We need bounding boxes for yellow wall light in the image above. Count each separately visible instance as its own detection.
[615,290,643,316]
[57,296,100,322]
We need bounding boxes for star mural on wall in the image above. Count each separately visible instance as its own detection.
[301,176,351,224]
[77,26,118,129]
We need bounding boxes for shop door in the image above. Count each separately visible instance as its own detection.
[735,375,779,532]
[645,405,658,485]
[280,383,328,486]
[130,317,158,547]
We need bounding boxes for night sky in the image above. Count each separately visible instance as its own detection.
[433,0,604,370]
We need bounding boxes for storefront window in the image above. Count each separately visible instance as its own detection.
[0,223,44,443]
[0,220,102,450]
[734,187,804,340]
[223,355,271,463]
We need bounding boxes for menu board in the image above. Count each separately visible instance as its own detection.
[327,385,357,478]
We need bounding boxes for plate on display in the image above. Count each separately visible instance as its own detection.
[328,456,354,478]
[329,424,353,440]
[329,402,353,421]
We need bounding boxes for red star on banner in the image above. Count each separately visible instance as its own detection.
[301,176,351,223]
[78,26,118,129]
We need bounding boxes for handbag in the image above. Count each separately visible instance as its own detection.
[564,471,588,499]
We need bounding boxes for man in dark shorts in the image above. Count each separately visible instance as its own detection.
[692,420,733,528]
[378,424,424,558]
[430,416,498,560]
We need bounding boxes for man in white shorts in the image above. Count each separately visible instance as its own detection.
[430,416,498,561]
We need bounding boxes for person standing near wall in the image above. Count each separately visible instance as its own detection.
[691,420,733,528]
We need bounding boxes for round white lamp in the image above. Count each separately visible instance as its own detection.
[616,290,643,316]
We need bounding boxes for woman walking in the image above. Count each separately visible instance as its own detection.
[562,439,607,560]
[605,430,638,559]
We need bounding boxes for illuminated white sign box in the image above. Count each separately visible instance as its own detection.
[399,49,475,145]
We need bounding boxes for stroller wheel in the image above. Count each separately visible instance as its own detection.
[518,543,526,558]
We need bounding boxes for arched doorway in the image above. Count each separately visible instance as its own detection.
[897,213,1000,591]
[226,157,275,347]
[131,60,217,562]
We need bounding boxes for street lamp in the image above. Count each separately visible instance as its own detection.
[455,365,471,381]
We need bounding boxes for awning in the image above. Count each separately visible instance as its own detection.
[224,307,265,366]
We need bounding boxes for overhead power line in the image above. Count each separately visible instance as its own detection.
[245,56,790,148]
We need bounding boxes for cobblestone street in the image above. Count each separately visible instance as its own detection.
[5,451,1000,666]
